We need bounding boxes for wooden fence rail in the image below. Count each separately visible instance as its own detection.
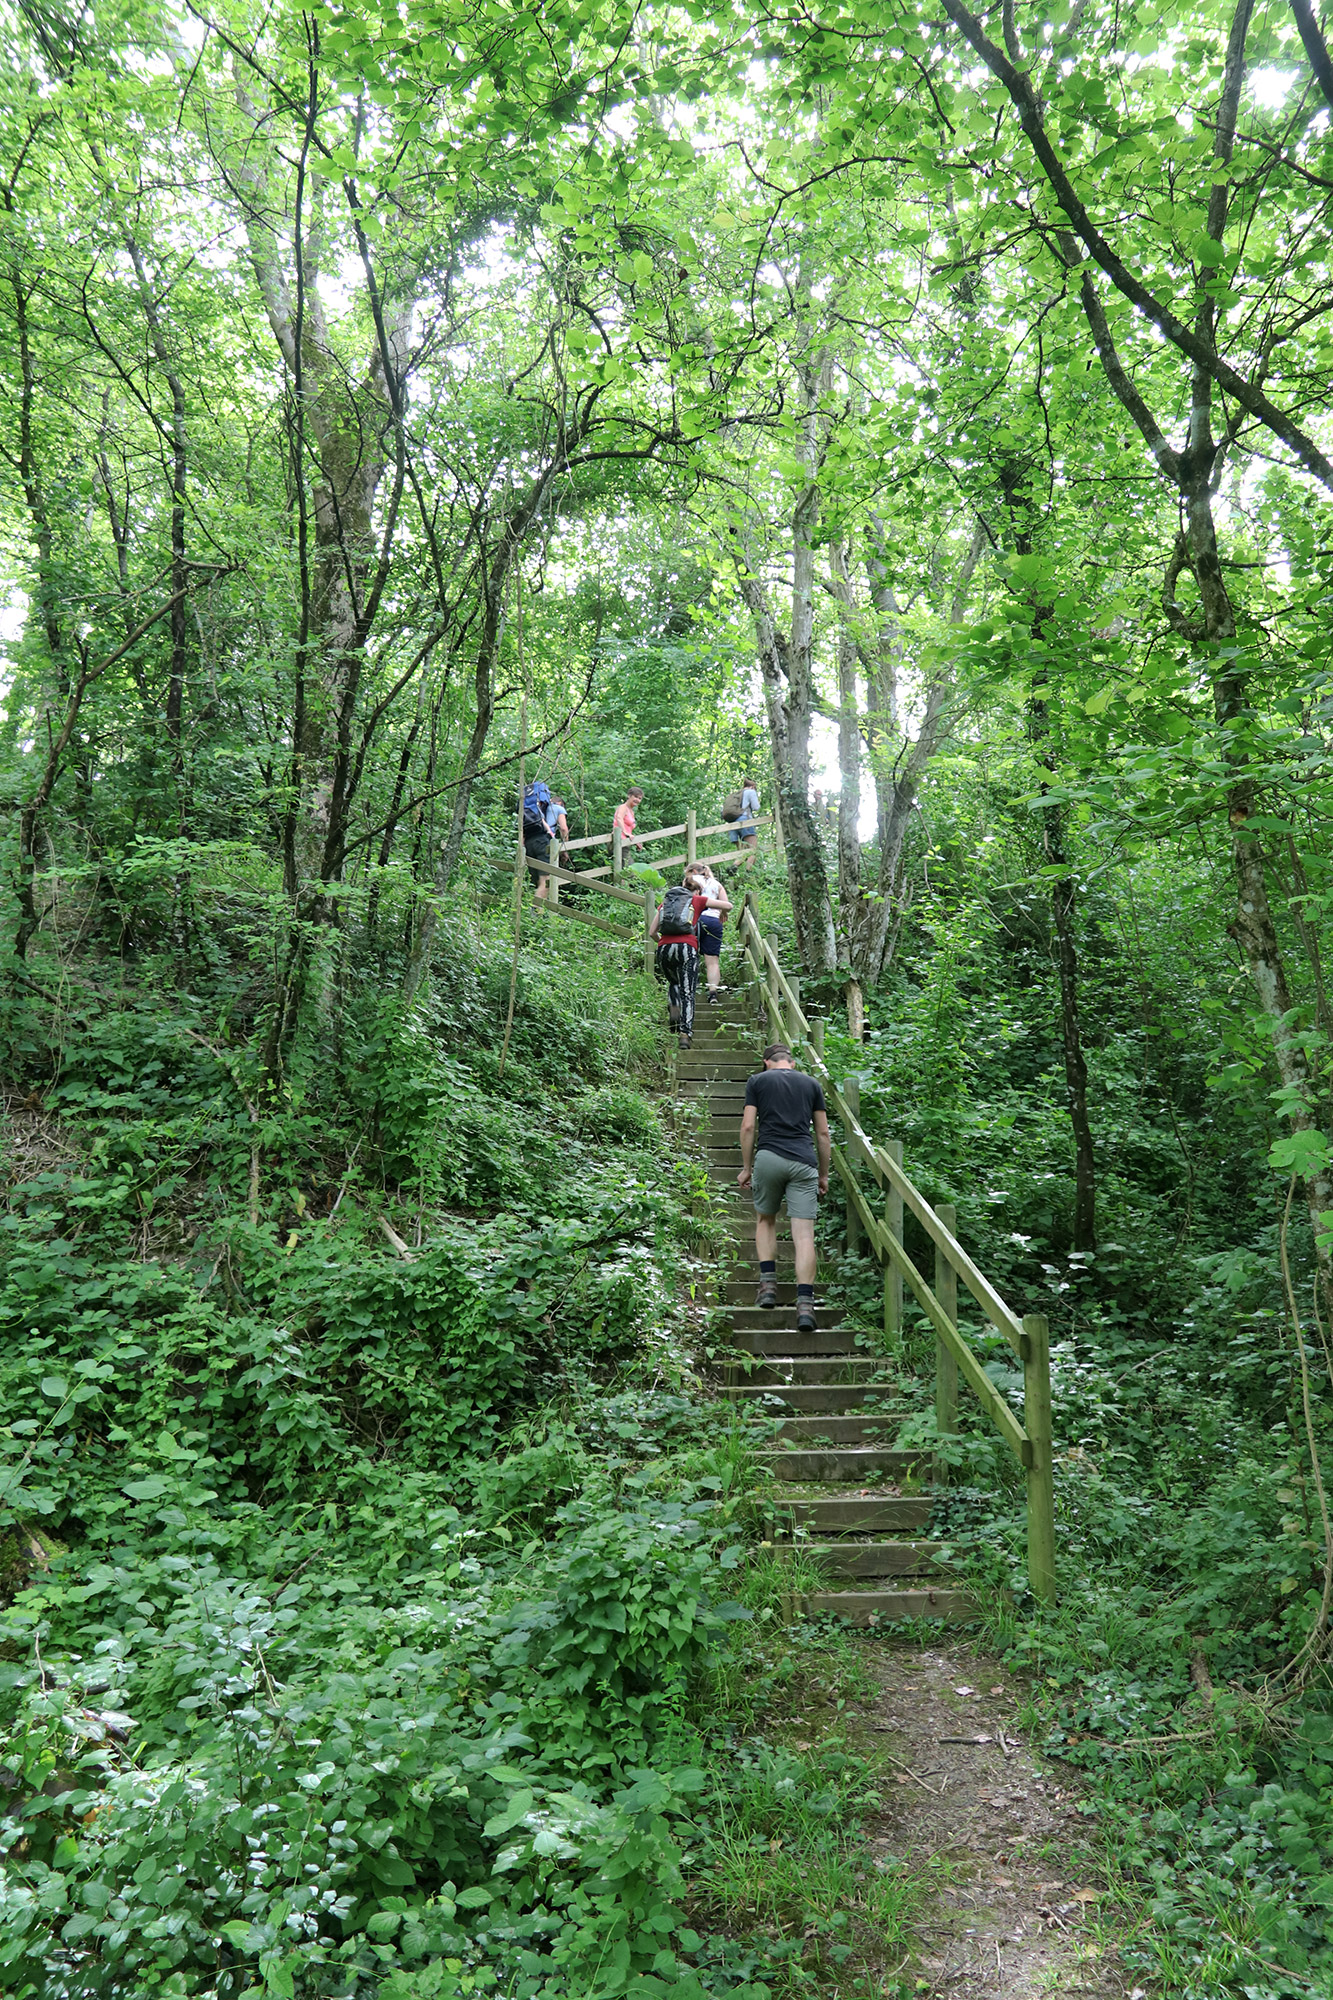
[505,802,776,955]
[737,897,1056,1602]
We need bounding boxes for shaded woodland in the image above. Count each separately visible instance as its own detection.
[4,0,1333,1993]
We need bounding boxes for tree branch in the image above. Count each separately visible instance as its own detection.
[939,0,1333,492]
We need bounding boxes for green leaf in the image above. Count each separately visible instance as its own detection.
[1269,1129,1330,1177]
[122,1477,171,1500]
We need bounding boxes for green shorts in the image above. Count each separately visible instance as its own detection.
[752,1148,819,1221]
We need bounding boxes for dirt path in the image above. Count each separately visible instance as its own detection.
[863,1640,1139,1999]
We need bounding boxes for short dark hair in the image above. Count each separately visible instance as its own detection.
[627,786,644,799]
[763,1043,793,1063]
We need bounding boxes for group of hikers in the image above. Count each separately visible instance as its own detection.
[517,774,828,1331]
[521,783,760,881]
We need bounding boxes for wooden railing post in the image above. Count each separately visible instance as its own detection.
[612,824,623,882]
[934,1200,959,1485]
[1022,1312,1056,1603]
[766,955,782,1039]
[884,1138,903,1353]
[686,809,696,865]
[811,1016,825,1064]
[643,893,656,975]
[789,974,801,1046]
[843,1075,862,1255]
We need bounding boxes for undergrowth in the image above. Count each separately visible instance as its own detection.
[0,891,923,2000]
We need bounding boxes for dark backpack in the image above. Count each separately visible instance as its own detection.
[659,885,698,936]
[522,782,551,836]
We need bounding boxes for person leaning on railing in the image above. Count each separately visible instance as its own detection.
[612,786,645,856]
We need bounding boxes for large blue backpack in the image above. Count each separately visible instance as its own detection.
[522,782,552,836]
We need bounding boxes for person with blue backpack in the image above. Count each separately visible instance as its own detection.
[648,871,730,1049]
[521,781,568,902]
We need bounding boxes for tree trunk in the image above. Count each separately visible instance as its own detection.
[734,556,838,974]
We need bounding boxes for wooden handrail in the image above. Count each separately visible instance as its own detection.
[832,1144,1030,1466]
[736,894,1056,1602]
[560,815,770,858]
[562,820,689,854]
[738,904,1026,1355]
[525,859,649,907]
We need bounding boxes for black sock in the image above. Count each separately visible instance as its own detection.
[759,1260,776,1278]
[797,1283,814,1303]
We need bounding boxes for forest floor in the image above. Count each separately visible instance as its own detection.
[856,1638,1138,1999]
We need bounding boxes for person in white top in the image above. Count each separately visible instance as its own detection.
[685,864,732,1003]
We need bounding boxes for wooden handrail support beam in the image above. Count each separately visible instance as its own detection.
[525,859,650,907]
[832,1144,1031,1468]
[536,903,635,942]
[561,815,771,856]
[738,901,1025,1357]
[579,845,755,882]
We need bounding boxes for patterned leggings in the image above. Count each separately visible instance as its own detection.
[654,940,699,1037]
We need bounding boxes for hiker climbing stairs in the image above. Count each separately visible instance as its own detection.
[676,978,975,1625]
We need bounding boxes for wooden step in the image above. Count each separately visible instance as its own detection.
[803,1587,975,1625]
[776,1496,933,1534]
[724,1280,816,1303]
[782,1540,943,1577]
[724,1384,904,1413]
[772,1414,909,1444]
[763,1446,923,1482]
[734,1358,895,1386]
[730,1329,862,1357]
[728,1304,841,1330]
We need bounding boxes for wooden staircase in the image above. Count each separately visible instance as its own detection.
[676,982,974,1626]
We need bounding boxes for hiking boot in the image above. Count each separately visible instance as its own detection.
[679,1033,692,1050]
[756,1279,779,1309]
[705,990,722,1006]
[797,1305,817,1333]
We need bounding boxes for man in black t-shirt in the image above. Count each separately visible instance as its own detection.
[738,1043,831,1330]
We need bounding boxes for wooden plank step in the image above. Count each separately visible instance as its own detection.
[772,1414,910,1444]
[803,1588,975,1625]
[782,1540,943,1577]
[724,1280,811,1303]
[733,1359,895,1386]
[728,1304,842,1330]
[776,1496,933,1533]
[730,1330,863,1357]
[724,1385,906,1413]
[763,1446,923,1482]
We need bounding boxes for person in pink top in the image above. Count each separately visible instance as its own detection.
[612,787,645,856]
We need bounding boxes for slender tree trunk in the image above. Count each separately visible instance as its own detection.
[1043,791,1097,1250]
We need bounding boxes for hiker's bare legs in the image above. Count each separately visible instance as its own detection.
[755,1214,816,1289]
[790,1217,816,1288]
